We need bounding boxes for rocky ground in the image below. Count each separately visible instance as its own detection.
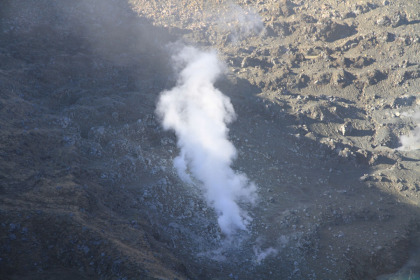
[1,0,420,279]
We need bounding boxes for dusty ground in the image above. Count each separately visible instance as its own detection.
[1,0,420,279]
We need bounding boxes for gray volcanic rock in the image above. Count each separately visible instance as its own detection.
[1,0,420,279]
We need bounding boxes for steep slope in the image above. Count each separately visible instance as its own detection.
[1,0,420,279]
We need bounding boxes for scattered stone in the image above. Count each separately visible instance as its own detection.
[353,2,378,15]
[313,72,332,85]
[396,183,408,192]
[379,32,396,42]
[340,121,353,136]
[332,69,355,87]
[278,0,295,17]
[288,53,305,67]
[392,95,416,108]
[359,174,370,182]
[315,19,356,42]
[269,21,293,37]
[297,73,310,88]
[352,56,375,68]
[300,14,317,23]
[343,11,356,19]
[241,56,271,69]
[376,16,391,26]
[403,69,420,81]
[391,11,408,27]
[2,1,420,279]
[363,69,388,85]
[373,126,399,148]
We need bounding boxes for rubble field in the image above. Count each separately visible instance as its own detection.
[1,0,420,279]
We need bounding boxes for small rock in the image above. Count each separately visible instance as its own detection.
[332,69,354,87]
[340,121,353,136]
[279,0,294,17]
[364,69,387,85]
[396,183,407,191]
[359,174,370,182]
[373,126,399,148]
[380,32,395,42]
[376,16,391,26]
[391,11,408,27]
[316,19,356,42]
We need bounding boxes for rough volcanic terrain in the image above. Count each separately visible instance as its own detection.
[1,0,420,279]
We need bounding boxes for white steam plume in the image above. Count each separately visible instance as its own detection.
[156,45,257,236]
[253,246,278,264]
[216,3,264,42]
[399,110,420,151]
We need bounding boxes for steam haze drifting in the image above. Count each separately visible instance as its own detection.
[156,46,257,236]
[399,111,420,150]
[216,3,264,42]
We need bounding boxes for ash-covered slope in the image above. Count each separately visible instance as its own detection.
[1,0,420,279]
[0,1,186,279]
